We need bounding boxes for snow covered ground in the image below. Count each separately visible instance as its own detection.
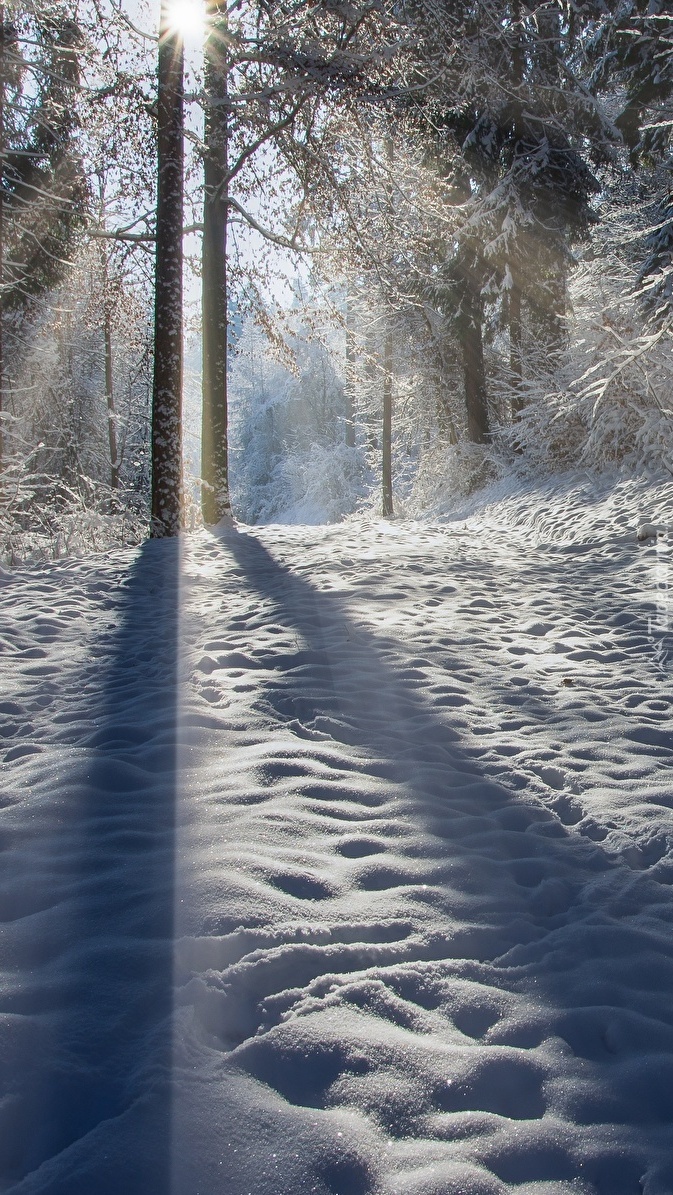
[2,472,673,1195]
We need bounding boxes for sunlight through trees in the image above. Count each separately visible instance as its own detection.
[1,1,673,555]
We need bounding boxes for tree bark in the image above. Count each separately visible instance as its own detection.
[103,302,119,489]
[201,1,231,524]
[382,321,393,517]
[509,0,525,429]
[344,290,356,448]
[381,135,394,516]
[151,2,184,537]
[509,275,524,418]
[432,331,458,444]
[0,5,5,474]
[461,285,489,444]
[365,330,378,452]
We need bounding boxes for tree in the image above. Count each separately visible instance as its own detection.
[201,0,230,524]
[197,0,395,523]
[151,0,184,537]
[407,2,614,428]
[0,3,86,471]
[79,8,158,499]
[381,317,393,513]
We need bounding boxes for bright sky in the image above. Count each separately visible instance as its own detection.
[164,0,206,42]
[140,0,301,307]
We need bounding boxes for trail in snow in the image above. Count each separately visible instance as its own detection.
[1,475,673,1194]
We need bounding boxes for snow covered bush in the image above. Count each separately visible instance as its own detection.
[0,239,154,564]
[397,439,506,518]
[490,196,673,482]
[266,441,367,524]
[229,307,369,523]
[0,458,146,566]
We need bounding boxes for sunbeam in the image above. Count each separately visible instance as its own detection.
[165,0,205,41]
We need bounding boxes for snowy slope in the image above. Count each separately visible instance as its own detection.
[1,474,673,1194]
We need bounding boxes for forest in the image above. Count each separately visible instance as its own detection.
[2,0,673,559]
[4,5,673,1193]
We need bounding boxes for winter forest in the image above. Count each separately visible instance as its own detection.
[3,0,673,551]
[4,4,673,1195]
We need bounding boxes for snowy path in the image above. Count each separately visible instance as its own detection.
[2,479,673,1194]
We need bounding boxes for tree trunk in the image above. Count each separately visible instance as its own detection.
[461,286,489,443]
[509,275,524,418]
[365,332,378,452]
[509,0,525,428]
[201,1,231,524]
[381,135,394,516]
[436,385,458,444]
[436,345,458,444]
[344,290,356,448]
[0,5,5,475]
[382,321,393,517]
[103,303,119,489]
[151,2,184,537]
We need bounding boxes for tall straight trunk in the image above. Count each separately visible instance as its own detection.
[344,291,356,448]
[0,5,5,474]
[461,287,489,444]
[428,317,457,444]
[364,329,378,452]
[97,182,119,491]
[511,0,524,124]
[509,0,525,427]
[201,1,230,524]
[151,2,184,537]
[436,382,458,445]
[103,305,119,488]
[381,135,394,516]
[509,275,524,418]
[382,321,393,517]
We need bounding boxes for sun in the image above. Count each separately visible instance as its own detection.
[165,0,205,41]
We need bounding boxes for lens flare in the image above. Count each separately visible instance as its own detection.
[165,0,205,40]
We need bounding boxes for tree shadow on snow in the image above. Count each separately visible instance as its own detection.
[212,527,673,1195]
[2,539,180,1195]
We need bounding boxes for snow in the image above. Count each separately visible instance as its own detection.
[1,472,673,1194]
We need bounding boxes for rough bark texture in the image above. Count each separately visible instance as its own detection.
[0,7,5,473]
[344,293,356,449]
[509,276,524,418]
[201,2,231,525]
[382,322,393,518]
[435,344,458,445]
[365,332,379,453]
[381,136,394,516]
[509,0,525,428]
[461,287,489,444]
[103,304,119,489]
[151,5,184,537]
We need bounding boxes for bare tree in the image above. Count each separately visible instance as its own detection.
[151,0,184,537]
[201,0,230,524]
[197,0,393,522]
